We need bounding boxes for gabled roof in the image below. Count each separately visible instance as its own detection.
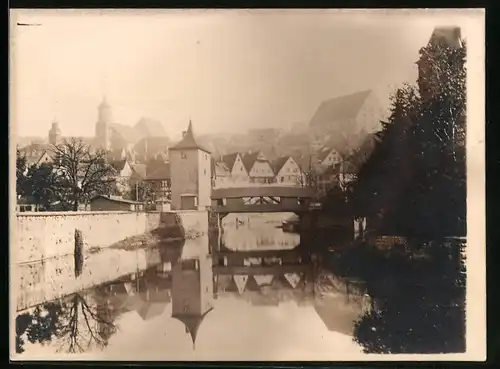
[145,162,171,180]
[310,90,373,129]
[214,162,230,177]
[241,151,269,173]
[130,163,147,179]
[272,156,300,175]
[134,117,167,137]
[317,147,341,163]
[170,120,211,154]
[90,195,141,205]
[172,308,214,348]
[109,159,128,172]
[110,123,140,144]
[221,152,240,171]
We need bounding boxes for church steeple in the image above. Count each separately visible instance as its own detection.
[48,118,62,145]
[96,96,112,150]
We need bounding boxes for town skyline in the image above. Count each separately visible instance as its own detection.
[10,9,476,139]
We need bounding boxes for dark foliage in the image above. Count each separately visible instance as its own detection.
[350,239,466,354]
[24,162,60,210]
[16,149,28,198]
[349,39,466,239]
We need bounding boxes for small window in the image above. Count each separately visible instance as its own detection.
[280,176,284,182]
[181,151,187,159]
[204,169,207,175]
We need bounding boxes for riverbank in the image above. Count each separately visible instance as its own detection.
[322,237,466,354]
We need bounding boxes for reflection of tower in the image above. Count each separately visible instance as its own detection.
[171,253,214,349]
[95,96,112,151]
[48,120,62,145]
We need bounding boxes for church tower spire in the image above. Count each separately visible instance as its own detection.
[95,96,112,151]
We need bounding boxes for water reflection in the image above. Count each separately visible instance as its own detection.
[15,218,369,359]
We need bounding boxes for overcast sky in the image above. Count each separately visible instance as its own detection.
[10,9,481,140]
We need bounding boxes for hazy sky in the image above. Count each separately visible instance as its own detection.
[10,9,480,140]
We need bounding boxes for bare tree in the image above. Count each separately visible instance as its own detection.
[51,138,116,211]
[56,293,117,353]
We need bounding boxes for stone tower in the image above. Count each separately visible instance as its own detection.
[95,96,112,151]
[168,120,212,210]
[48,120,62,145]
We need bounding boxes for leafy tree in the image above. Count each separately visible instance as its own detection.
[346,33,467,354]
[24,162,60,210]
[15,302,63,353]
[349,36,466,238]
[51,138,116,211]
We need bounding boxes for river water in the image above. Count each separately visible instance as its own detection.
[13,213,372,361]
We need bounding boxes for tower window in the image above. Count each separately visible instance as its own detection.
[181,151,187,159]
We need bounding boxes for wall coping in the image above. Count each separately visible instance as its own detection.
[16,210,207,217]
[16,211,144,217]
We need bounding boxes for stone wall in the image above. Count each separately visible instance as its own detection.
[14,212,150,264]
[13,210,207,264]
[13,210,209,311]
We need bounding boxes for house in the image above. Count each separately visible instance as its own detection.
[89,195,143,211]
[144,161,171,211]
[219,152,250,187]
[18,143,55,170]
[109,159,146,192]
[309,89,386,149]
[316,147,343,167]
[241,151,275,185]
[272,156,304,187]
[168,120,212,211]
[211,159,231,189]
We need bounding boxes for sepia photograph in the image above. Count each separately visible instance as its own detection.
[9,8,485,361]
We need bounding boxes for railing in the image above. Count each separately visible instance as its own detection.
[211,202,310,214]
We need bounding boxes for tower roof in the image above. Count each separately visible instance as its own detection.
[170,120,211,154]
[99,95,111,109]
[172,308,214,349]
[428,26,463,49]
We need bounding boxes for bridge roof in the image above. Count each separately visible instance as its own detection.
[211,186,315,199]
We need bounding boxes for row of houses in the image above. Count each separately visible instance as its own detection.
[212,145,358,191]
